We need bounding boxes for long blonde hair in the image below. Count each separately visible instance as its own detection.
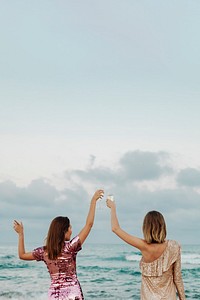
[143,211,166,244]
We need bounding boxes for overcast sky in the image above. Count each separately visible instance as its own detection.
[0,1,200,246]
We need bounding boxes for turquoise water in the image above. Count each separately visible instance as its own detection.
[0,243,199,299]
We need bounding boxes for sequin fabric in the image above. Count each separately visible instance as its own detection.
[140,240,186,300]
[32,236,84,300]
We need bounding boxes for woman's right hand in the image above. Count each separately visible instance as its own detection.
[13,220,35,261]
[13,220,24,235]
[92,189,104,202]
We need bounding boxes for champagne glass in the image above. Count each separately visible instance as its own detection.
[107,194,114,201]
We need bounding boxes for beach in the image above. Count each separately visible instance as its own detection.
[0,243,199,299]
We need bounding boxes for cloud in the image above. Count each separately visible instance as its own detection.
[0,179,58,218]
[0,178,90,220]
[69,167,114,185]
[118,150,172,181]
[1,150,200,244]
[177,167,200,187]
[68,150,173,186]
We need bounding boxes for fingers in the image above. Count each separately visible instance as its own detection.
[13,220,21,227]
[106,199,111,206]
[96,189,104,199]
[100,190,104,198]
[106,198,115,208]
[13,220,23,232]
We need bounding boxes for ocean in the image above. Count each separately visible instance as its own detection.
[0,243,199,299]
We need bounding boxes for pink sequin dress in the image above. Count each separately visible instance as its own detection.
[32,236,84,300]
[140,240,186,300]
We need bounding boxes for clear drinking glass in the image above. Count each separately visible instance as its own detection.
[107,194,114,201]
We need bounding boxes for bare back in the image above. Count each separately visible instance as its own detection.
[142,241,168,263]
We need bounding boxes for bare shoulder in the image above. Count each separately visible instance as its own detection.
[142,241,168,263]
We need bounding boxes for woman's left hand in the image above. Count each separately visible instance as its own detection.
[106,198,116,209]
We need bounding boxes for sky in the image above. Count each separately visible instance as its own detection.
[0,0,200,246]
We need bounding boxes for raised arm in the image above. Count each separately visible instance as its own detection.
[13,220,35,260]
[106,199,146,251]
[78,189,103,245]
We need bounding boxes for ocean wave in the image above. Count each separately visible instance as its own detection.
[90,277,114,283]
[0,255,15,260]
[0,291,47,300]
[103,253,141,262]
[118,268,141,276]
[125,252,200,264]
[104,255,127,262]
[0,262,32,269]
[182,253,200,265]
[80,265,111,272]
[183,267,200,276]
[125,254,141,262]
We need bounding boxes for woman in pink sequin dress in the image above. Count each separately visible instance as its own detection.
[13,189,104,300]
[106,199,186,300]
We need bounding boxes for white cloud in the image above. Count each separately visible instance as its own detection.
[1,150,200,245]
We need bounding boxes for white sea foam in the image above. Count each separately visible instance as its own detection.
[125,253,200,265]
[125,254,141,262]
[182,253,200,265]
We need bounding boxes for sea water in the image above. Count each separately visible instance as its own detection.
[0,243,199,299]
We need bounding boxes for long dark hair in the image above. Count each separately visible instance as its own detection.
[45,216,70,260]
